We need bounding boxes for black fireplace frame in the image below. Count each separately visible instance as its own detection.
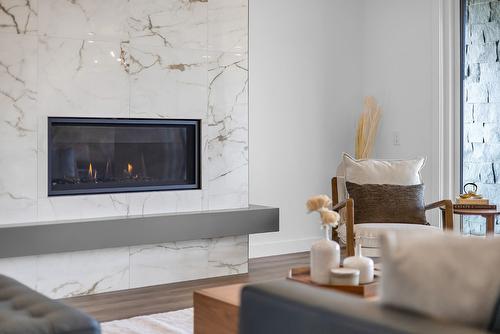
[47,117,201,196]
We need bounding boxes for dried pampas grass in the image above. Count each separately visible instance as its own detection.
[306,195,332,212]
[355,96,382,159]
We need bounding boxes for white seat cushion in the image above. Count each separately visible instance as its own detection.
[338,223,442,249]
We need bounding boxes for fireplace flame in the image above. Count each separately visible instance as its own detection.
[127,163,133,175]
[88,162,97,181]
[88,162,93,179]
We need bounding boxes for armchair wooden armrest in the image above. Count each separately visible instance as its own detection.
[331,198,355,257]
[331,177,355,256]
[425,199,454,230]
[331,199,349,212]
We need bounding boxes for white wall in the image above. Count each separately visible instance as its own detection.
[249,0,441,257]
[249,0,363,257]
[360,0,441,215]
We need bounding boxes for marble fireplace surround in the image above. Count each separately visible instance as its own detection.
[1,0,249,222]
[0,0,252,298]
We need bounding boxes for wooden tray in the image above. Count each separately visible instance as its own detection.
[287,267,379,298]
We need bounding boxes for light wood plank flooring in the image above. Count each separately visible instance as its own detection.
[62,252,309,322]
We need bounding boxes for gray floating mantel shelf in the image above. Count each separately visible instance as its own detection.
[0,205,279,259]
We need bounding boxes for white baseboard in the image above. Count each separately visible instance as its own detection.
[249,237,318,258]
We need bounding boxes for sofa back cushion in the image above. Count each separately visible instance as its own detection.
[346,182,427,224]
[380,232,500,329]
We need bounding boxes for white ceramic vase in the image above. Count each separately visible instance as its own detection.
[310,226,340,285]
[342,242,374,284]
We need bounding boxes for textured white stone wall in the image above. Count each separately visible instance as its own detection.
[463,0,500,235]
[0,0,249,297]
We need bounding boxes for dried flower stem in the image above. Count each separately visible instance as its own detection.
[355,96,382,159]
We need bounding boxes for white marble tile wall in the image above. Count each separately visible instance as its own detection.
[0,235,248,298]
[0,0,248,296]
[0,0,248,224]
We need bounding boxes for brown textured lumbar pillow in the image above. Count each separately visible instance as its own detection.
[345,182,427,224]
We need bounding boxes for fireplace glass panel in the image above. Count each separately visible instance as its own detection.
[48,118,200,196]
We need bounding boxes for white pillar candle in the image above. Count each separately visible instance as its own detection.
[330,268,360,286]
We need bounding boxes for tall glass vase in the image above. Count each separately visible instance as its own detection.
[310,225,340,284]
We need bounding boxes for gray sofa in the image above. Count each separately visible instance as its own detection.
[240,280,499,334]
[0,274,100,334]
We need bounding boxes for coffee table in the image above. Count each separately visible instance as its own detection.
[193,273,379,334]
[193,283,244,334]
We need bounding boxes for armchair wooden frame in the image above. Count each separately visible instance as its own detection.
[331,177,454,257]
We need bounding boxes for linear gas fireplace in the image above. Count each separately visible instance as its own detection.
[48,117,200,196]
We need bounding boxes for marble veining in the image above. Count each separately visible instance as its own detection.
[130,239,210,288]
[38,36,130,118]
[128,0,207,49]
[129,43,207,119]
[0,0,38,35]
[130,235,248,289]
[36,247,130,298]
[207,52,248,209]
[208,235,248,275]
[0,0,249,297]
[0,33,37,223]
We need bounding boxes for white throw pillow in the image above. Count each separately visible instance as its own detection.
[380,231,500,328]
[341,153,425,186]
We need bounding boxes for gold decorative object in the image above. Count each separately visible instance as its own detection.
[459,182,482,199]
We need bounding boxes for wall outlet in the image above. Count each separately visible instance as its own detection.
[393,132,400,146]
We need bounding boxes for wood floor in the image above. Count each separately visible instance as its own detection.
[62,252,310,322]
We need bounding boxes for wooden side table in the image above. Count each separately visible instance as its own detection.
[193,283,244,334]
[442,207,498,236]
